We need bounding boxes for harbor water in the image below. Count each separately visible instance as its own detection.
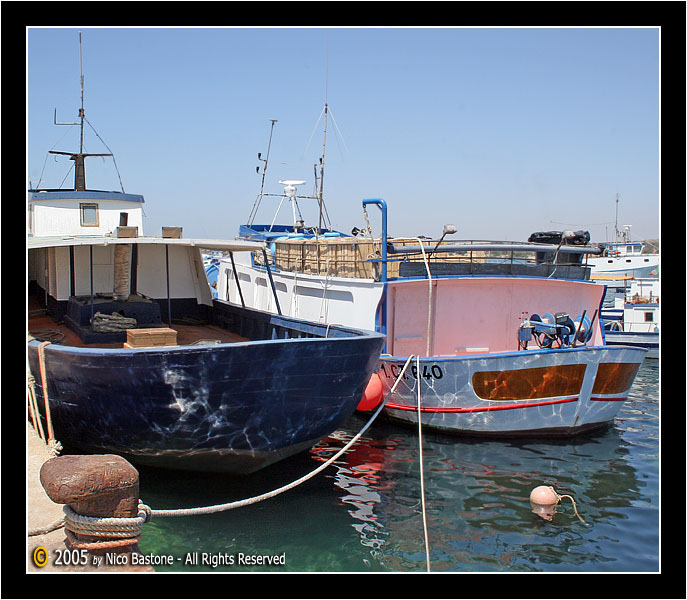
[130,358,659,573]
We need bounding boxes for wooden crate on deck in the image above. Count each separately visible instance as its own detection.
[272,239,381,279]
[125,327,177,348]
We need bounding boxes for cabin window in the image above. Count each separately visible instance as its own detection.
[119,212,128,226]
[80,203,99,227]
[644,312,654,322]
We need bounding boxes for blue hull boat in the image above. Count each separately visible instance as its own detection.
[28,301,383,473]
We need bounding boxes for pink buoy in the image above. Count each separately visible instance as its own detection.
[357,372,384,411]
[529,485,559,521]
[529,485,586,523]
[530,485,558,505]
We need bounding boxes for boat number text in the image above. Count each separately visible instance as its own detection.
[379,363,443,380]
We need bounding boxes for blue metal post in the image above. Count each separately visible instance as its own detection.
[362,198,388,347]
[362,198,387,283]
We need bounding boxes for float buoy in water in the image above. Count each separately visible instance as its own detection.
[357,372,383,411]
[529,485,585,523]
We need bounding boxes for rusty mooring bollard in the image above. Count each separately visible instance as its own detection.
[39,454,153,571]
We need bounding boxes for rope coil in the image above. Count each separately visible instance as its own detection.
[63,503,150,538]
[91,311,137,333]
[61,502,152,550]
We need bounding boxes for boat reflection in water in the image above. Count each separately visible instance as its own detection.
[308,387,658,572]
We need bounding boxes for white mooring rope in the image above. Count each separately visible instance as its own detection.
[63,504,148,538]
[416,355,431,572]
[148,355,415,519]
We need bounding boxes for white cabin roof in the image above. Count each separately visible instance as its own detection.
[26,235,265,253]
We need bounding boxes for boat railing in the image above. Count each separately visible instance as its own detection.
[211,297,375,340]
[251,237,597,281]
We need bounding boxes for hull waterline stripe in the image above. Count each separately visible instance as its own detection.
[590,395,628,402]
[385,397,578,414]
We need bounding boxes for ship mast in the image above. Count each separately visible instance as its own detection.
[317,102,328,232]
[50,31,112,191]
[248,119,278,226]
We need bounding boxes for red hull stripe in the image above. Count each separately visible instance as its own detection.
[590,396,628,402]
[385,397,578,414]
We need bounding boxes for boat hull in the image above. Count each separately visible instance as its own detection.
[604,331,659,358]
[375,345,647,436]
[28,327,384,474]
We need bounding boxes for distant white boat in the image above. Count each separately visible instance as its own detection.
[587,194,659,278]
[602,278,659,359]
[588,240,659,278]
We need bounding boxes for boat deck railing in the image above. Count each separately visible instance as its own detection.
[251,237,597,281]
[211,298,375,340]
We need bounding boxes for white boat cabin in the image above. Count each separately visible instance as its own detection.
[27,189,262,340]
[615,278,660,334]
[28,189,145,238]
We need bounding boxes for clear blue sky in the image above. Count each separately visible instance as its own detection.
[27,27,659,243]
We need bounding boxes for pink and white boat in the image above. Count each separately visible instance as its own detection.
[217,194,646,437]
[377,274,645,436]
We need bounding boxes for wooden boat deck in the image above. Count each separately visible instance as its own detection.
[28,297,249,349]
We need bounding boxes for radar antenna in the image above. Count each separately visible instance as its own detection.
[50,32,113,191]
[267,180,307,232]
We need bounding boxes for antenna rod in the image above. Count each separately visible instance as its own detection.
[49,31,113,192]
[79,31,85,154]
[260,119,278,195]
[248,119,278,226]
[317,34,329,233]
[318,103,328,232]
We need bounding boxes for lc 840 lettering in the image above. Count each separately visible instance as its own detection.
[379,363,443,380]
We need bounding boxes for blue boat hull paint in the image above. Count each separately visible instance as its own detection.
[28,306,384,474]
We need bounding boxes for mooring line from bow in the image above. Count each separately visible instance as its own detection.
[416,355,431,572]
[144,355,415,519]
